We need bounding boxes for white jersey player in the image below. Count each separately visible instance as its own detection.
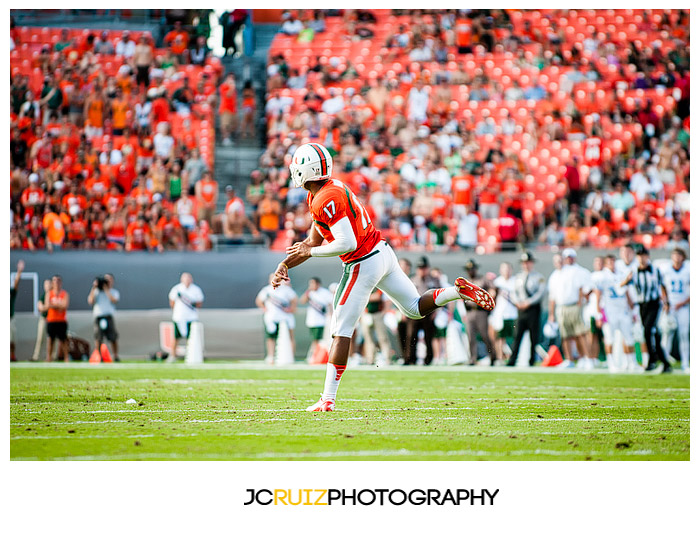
[659,248,690,372]
[594,255,640,372]
[300,277,334,359]
[256,275,298,362]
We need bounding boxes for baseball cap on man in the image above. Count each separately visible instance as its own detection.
[520,251,536,263]
[562,248,577,259]
[464,259,479,271]
[417,256,430,269]
[635,244,650,256]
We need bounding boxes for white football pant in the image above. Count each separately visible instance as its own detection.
[331,241,422,338]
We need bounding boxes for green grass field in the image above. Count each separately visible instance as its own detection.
[10,363,690,461]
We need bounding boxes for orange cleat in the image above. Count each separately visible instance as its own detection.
[306,397,335,412]
[455,277,495,311]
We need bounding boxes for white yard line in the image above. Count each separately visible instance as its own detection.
[12,414,688,427]
[11,448,659,461]
[11,429,686,441]
[13,405,690,417]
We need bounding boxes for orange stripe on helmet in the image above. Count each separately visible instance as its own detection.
[309,143,327,176]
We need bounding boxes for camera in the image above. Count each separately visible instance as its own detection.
[95,276,108,290]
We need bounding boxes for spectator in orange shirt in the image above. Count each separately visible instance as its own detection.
[240,80,256,139]
[20,173,46,217]
[222,185,258,238]
[194,170,218,225]
[84,88,105,138]
[218,73,238,145]
[164,21,190,63]
[65,205,88,248]
[104,208,126,250]
[125,214,153,251]
[156,208,185,251]
[188,220,212,251]
[61,184,88,212]
[129,177,153,207]
[563,214,588,247]
[257,189,282,244]
[478,164,501,220]
[42,207,66,252]
[151,88,170,126]
[110,88,130,136]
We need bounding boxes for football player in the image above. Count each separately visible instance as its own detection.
[271,143,494,411]
[594,255,641,372]
[659,248,690,372]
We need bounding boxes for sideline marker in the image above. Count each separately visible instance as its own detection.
[100,343,113,363]
[542,345,563,367]
[89,348,101,364]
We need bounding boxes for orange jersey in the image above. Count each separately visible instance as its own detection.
[197,179,218,206]
[46,289,68,322]
[307,178,382,263]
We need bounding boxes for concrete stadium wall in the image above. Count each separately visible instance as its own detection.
[13,308,271,361]
[9,248,675,312]
[10,247,677,361]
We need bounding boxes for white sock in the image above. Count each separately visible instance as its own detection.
[626,353,638,369]
[321,363,346,401]
[642,352,650,367]
[433,287,461,307]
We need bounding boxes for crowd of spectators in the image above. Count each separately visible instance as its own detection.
[10,19,228,252]
[254,8,690,253]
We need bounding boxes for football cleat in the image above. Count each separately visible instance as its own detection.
[455,277,495,311]
[306,397,335,412]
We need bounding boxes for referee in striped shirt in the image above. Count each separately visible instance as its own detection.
[621,245,672,373]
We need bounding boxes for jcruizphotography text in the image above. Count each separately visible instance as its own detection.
[244,488,499,506]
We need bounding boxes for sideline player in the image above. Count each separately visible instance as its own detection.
[270,143,494,411]
[300,277,333,360]
[593,255,641,372]
[256,274,298,363]
[659,248,690,372]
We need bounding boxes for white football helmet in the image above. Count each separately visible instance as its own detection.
[543,321,559,339]
[289,143,333,188]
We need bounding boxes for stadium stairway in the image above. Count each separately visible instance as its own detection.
[213,24,277,217]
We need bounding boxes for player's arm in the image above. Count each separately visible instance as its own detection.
[289,217,356,259]
[87,280,98,305]
[594,288,603,327]
[675,296,689,310]
[548,297,555,323]
[271,223,329,288]
[659,280,669,312]
[625,287,634,311]
[619,271,633,287]
[56,291,70,310]
[13,260,24,290]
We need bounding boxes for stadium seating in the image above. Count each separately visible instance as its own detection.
[260,9,689,251]
[10,24,222,251]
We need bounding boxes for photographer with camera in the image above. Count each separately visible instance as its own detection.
[87,273,120,361]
